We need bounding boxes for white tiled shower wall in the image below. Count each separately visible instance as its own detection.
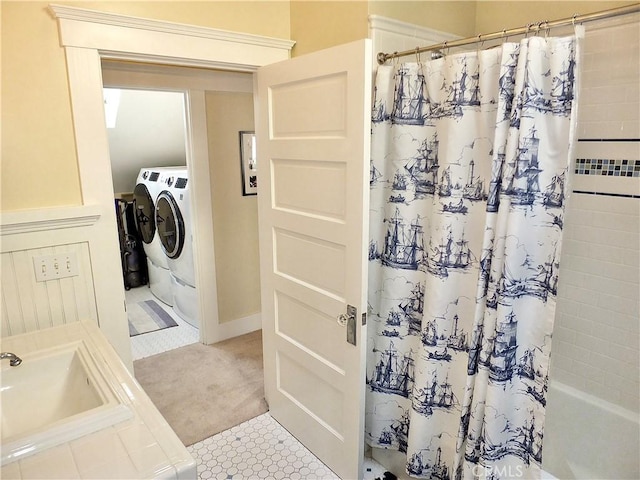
[577,15,639,139]
[552,194,639,412]
[549,15,640,413]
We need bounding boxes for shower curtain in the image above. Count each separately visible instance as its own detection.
[367,29,582,480]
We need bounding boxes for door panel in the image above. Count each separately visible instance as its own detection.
[272,159,347,219]
[274,228,346,296]
[269,72,348,138]
[275,291,346,369]
[256,39,371,480]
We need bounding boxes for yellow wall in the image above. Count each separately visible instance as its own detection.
[206,92,262,324]
[475,1,634,34]
[290,1,636,57]
[370,1,477,37]
[290,1,478,57]
[62,1,291,36]
[1,2,81,210]
[4,0,634,211]
[0,1,290,212]
[290,1,369,56]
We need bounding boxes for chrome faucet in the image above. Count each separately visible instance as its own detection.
[0,352,22,366]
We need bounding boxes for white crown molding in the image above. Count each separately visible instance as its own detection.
[1,205,102,236]
[49,4,295,51]
[368,15,460,42]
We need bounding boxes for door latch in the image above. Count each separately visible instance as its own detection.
[337,304,357,346]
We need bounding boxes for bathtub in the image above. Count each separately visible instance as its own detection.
[543,381,640,479]
[370,379,638,480]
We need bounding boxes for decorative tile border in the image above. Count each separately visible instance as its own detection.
[575,158,640,177]
[573,190,640,199]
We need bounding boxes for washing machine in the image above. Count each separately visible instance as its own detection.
[133,167,183,306]
[155,170,198,328]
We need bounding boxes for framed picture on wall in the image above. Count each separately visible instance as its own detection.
[239,131,257,196]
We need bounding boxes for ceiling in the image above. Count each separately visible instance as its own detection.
[106,88,187,194]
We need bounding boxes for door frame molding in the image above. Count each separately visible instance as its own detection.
[49,3,294,369]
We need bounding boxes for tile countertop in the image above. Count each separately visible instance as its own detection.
[0,321,197,479]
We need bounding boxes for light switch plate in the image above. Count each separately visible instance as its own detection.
[33,252,79,281]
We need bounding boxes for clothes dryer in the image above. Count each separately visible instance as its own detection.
[133,167,183,306]
[155,170,198,327]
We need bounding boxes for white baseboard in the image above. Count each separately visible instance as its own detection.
[215,313,262,342]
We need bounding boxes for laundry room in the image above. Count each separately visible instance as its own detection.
[103,62,263,362]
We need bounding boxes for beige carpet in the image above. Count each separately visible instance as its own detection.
[133,330,268,446]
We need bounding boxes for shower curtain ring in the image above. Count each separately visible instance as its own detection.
[415,46,421,63]
[442,41,448,56]
[477,34,484,52]
[543,21,550,38]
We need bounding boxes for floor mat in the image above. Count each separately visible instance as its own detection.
[133,330,268,446]
[128,299,178,336]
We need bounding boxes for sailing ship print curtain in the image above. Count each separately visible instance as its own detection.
[367,29,582,480]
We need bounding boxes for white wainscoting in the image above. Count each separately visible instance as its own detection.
[368,15,459,69]
[1,242,97,336]
[0,206,102,339]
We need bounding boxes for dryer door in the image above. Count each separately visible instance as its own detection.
[156,190,185,259]
[133,183,156,244]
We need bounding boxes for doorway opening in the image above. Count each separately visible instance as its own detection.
[50,3,293,366]
[101,60,261,362]
[106,86,199,359]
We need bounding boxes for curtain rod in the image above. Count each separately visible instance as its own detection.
[377,3,640,64]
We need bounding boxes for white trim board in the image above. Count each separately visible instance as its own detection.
[369,15,460,42]
[49,3,294,370]
[50,4,294,51]
[368,14,460,67]
[217,313,262,342]
[49,4,294,70]
[0,205,102,236]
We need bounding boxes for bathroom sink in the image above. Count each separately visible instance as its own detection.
[1,341,132,465]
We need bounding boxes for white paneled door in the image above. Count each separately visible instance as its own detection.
[256,40,372,480]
